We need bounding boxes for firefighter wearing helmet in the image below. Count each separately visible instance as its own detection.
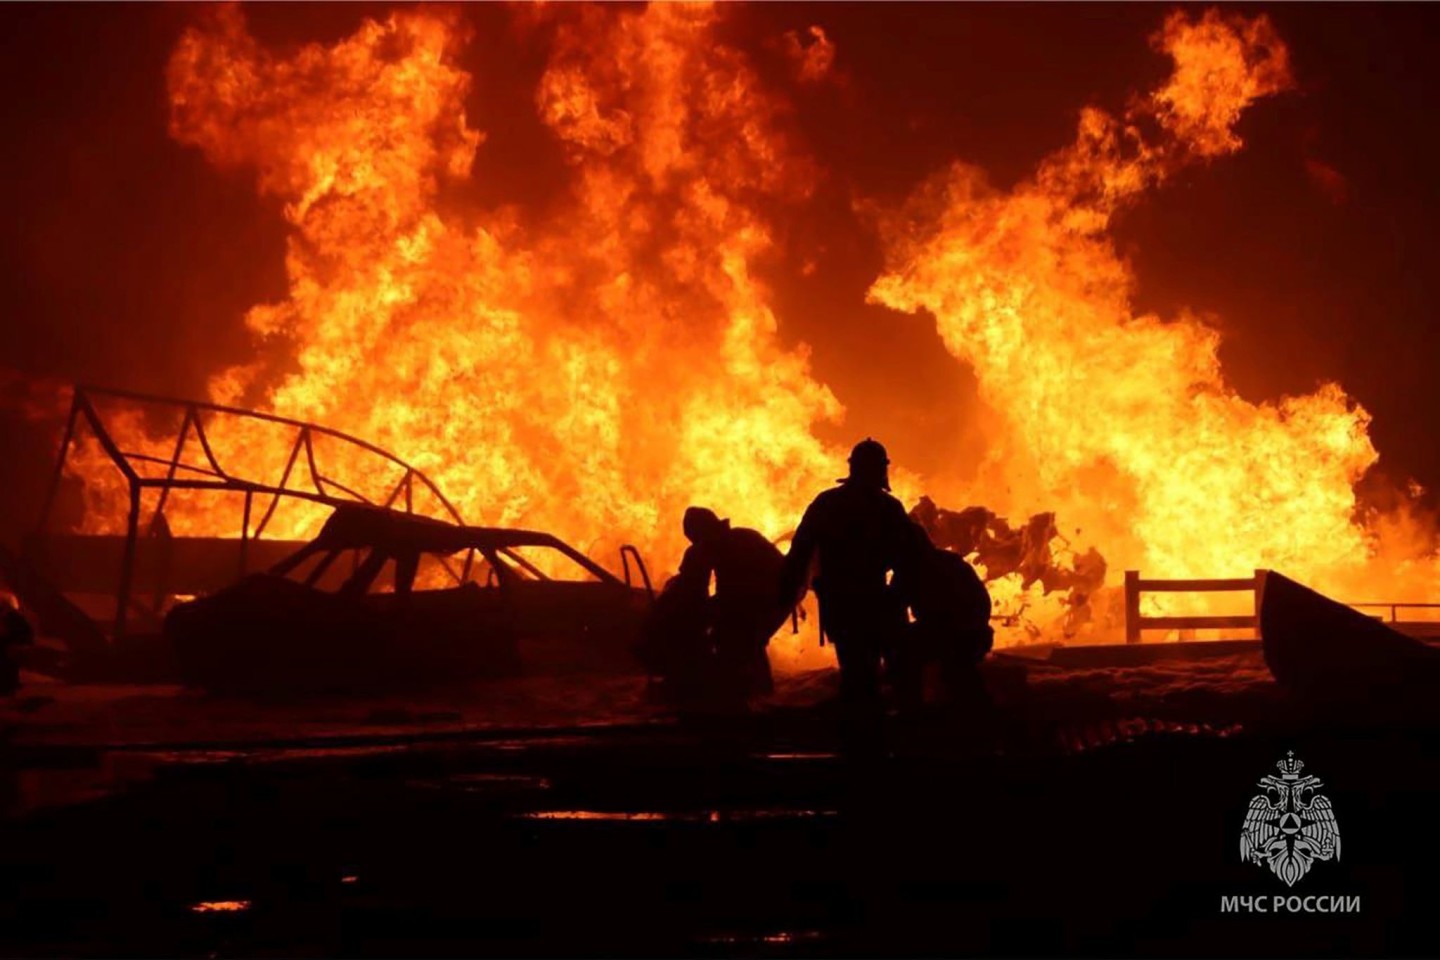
[779,439,918,750]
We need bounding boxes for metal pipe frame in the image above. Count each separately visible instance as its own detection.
[36,385,466,639]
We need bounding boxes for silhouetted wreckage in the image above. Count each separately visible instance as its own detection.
[168,504,653,694]
[909,495,1106,638]
[1258,570,1440,715]
[7,386,655,688]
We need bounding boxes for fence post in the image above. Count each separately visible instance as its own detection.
[1125,570,1140,644]
[1252,569,1264,631]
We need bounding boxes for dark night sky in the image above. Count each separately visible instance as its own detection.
[2,2,1439,535]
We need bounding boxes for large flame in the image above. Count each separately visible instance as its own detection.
[160,3,844,572]
[870,10,1434,632]
[59,5,1440,647]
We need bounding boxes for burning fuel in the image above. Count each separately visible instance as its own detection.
[56,4,1440,646]
[156,2,841,562]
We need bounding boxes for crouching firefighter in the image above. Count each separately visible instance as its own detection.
[890,523,994,713]
[638,507,790,703]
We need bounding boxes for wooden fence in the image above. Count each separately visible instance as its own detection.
[1123,570,1264,644]
[1124,569,1440,643]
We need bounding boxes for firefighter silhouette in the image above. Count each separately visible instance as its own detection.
[640,507,788,704]
[780,439,916,747]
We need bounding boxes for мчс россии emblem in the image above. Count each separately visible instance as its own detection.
[1240,752,1341,887]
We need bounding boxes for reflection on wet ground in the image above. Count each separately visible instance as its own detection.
[700,929,828,946]
[5,714,1439,957]
[518,808,839,822]
[2,654,1430,956]
[188,900,251,914]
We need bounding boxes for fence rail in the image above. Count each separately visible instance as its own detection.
[1124,570,1440,644]
[1123,570,1264,644]
[1347,602,1440,624]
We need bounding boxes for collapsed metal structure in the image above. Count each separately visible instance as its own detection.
[31,385,463,639]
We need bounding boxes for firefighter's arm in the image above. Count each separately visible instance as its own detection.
[778,504,820,607]
[674,544,713,598]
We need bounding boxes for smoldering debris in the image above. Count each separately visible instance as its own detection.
[910,495,1107,639]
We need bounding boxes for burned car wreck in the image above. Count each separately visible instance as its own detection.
[166,504,654,693]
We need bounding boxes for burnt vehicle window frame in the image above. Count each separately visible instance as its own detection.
[266,507,626,597]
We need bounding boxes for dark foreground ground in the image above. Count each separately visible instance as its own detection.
[2,658,1438,957]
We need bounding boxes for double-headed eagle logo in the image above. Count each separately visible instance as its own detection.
[1240,752,1341,887]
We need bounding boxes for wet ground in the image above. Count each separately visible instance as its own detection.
[3,656,1439,956]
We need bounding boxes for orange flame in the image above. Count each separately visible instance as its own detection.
[60,6,1440,648]
[161,3,844,575]
[870,10,1435,636]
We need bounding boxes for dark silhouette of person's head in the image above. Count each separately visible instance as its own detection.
[841,438,891,491]
[683,506,731,546]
